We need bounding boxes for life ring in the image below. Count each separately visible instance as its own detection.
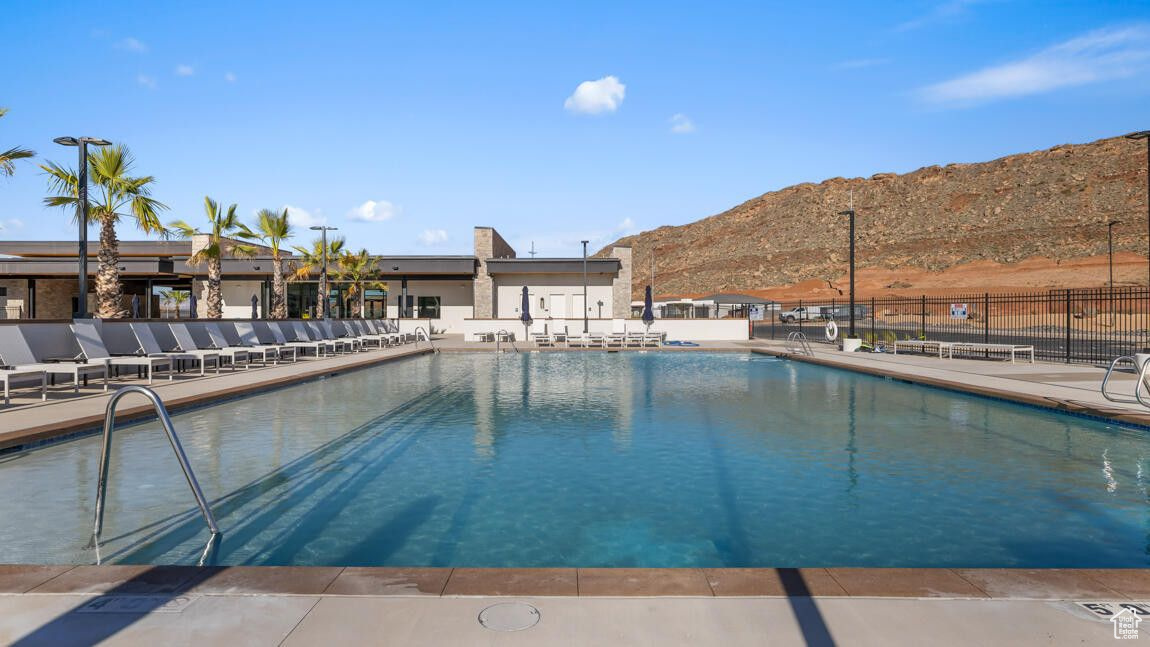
[825,320,838,342]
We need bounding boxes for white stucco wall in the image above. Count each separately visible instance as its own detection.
[383,279,475,333]
[195,280,265,319]
[493,274,615,320]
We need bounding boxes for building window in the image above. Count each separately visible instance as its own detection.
[417,296,441,319]
[0,287,7,297]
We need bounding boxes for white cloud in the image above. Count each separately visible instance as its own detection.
[136,74,157,90]
[615,217,636,232]
[115,37,148,53]
[564,75,626,114]
[347,200,399,223]
[918,25,1150,107]
[224,72,237,83]
[283,204,325,228]
[175,64,195,77]
[418,229,449,246]
[0,218,24,232]
[895,0,985,32]
[834,58,891,70]
[668,113,695,134]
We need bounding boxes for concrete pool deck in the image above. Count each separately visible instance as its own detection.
[0,565,1147,645]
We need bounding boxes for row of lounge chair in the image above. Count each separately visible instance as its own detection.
[0,318,415,406]
[528,331,664,348]
[891,339,1035,364]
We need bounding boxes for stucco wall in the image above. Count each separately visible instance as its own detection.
[492,274,616,320]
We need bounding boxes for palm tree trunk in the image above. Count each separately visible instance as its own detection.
[95,215,127,318]
[359,282,365,318]
[207,257,223,318]
[271,253,287,319]
[317,274,327,319]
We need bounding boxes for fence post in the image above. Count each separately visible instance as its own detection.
[870,296,875,344]
[1065,289,1071,364]
[983,293,989,345]
[920,295,926,340]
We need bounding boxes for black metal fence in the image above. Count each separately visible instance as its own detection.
[751,287,1150,365]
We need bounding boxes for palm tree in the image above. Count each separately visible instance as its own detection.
[239,209,293,319]
[42,144,167,318]
[0,108,34,177]
[290,236,345,318]
[159,288,189,319]
[169,197,252,319]
[335,248,381,318]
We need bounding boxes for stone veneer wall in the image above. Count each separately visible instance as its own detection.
[610,245,632,318]
[473,227,516,319]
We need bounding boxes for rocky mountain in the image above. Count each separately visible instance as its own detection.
[601,136,1147,298]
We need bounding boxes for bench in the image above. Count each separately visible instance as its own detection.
[892,340,954,358]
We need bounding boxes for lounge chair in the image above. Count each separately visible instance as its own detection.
[892,339,954,359]
[72,320,172,384]
[950,342,1035,364]
[0,325,108,393]
[532,333,554,347]
[129,322,221,376]
[309,321,356,353]
[0,367,46,406]
[292,322,338,355]
[343,320,384,349]
[586,333,607,348]
[233,322,298,363]
[267,322,328,357]
[322,320,363,352]
[169,322,250,370]
[204,322,276,366]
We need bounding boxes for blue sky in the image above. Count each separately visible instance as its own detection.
[1,0,1149,256]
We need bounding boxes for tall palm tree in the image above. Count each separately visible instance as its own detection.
[159,288,189,319]
[169,197,252,319]
[42,144,167,318]
[335,248,381,318]
[239,209,293,319]
[290,236,345,318]
[0,108,34,177]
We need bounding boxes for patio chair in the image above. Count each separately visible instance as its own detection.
[267,322,328,357]
[168,322,249,370]
[0,325,109,393]
[311,321,358,353]
[129,322,220,376]
[532,333,554,347]
[0,366,46,406]
[205,322,277,366]
[233,322,298,363]
[72,320,173,385]
[292,322,338,355]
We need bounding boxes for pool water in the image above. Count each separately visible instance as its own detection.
[1,352,1149,568]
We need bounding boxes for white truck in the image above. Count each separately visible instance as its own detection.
[778,306,825,323]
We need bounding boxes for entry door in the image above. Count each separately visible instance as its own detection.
[549,294,566,318]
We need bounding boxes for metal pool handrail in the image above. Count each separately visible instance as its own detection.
[785,331,814,356]
[496,330,518,353]
[412,326,439,353]
[92,385,220,543]
[1102,355,1150,407]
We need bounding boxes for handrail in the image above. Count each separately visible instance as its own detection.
[1102,355,1150,407]
[92,386,219,546]
[785,331,814,356]
[412,326,439,353]
[495,329,518,353]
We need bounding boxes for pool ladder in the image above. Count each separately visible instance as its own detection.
[495,330,519,353]
[785,331,814,357]
[1102,355,1150,408]
[412,326,439,353]
[91,386,219,554]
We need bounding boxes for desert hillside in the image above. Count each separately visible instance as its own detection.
[602,136,1148,299]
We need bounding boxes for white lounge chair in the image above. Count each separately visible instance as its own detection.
[205,322,277,366]
[0,325,108,394]
[950,342,1035,364]
[233,322,298,363]
[129,323,221,376]
[293,322,338,355]
[268,322,328,357]
[72,320,172,384]
[169,323,250,370]
[0,365,46,406]
[892,339,954,359]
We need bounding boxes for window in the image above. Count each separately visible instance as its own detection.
[417,296,441,319]
[0,287,7,297]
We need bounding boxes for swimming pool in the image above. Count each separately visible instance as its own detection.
[1,351,1148,568]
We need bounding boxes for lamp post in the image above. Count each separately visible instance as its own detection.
[1126,131,1150,288]
[838,208,857,338]
[310,225,338,319]
[53,136,111,318]
[581,240,589,334]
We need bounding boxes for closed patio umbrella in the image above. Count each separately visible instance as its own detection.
[642,285,655,327]
[251,294,259,319]
[521,286,532,341]
[130,294,141,319]
[188,292,197,319]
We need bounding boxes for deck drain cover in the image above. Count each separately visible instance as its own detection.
[478,602,540,631]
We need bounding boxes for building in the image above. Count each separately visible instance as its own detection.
[0,227,633,334]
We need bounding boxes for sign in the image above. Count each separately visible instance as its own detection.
[950,303,968,319]
[749,305,764,321]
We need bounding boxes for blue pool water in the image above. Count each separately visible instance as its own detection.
[2,351,1149,568]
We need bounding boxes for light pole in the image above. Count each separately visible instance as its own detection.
[838,208,857,339]
[310,225,338,319]
[53,136,111,318]
[581,240,589,334]
[1126,131,1150,288]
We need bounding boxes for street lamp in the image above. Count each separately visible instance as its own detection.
[1109,220,1122,326]
[1126,131,1150,288]
[310,225,338,319]
[581,240,589,334]
[53,136,111,318]
[838,208,857,339]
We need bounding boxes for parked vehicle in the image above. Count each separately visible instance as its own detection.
[824,305,870,321]
[779,306,817,323]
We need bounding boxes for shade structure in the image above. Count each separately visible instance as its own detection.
[130,294,141,319]
[642,285,655,325]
